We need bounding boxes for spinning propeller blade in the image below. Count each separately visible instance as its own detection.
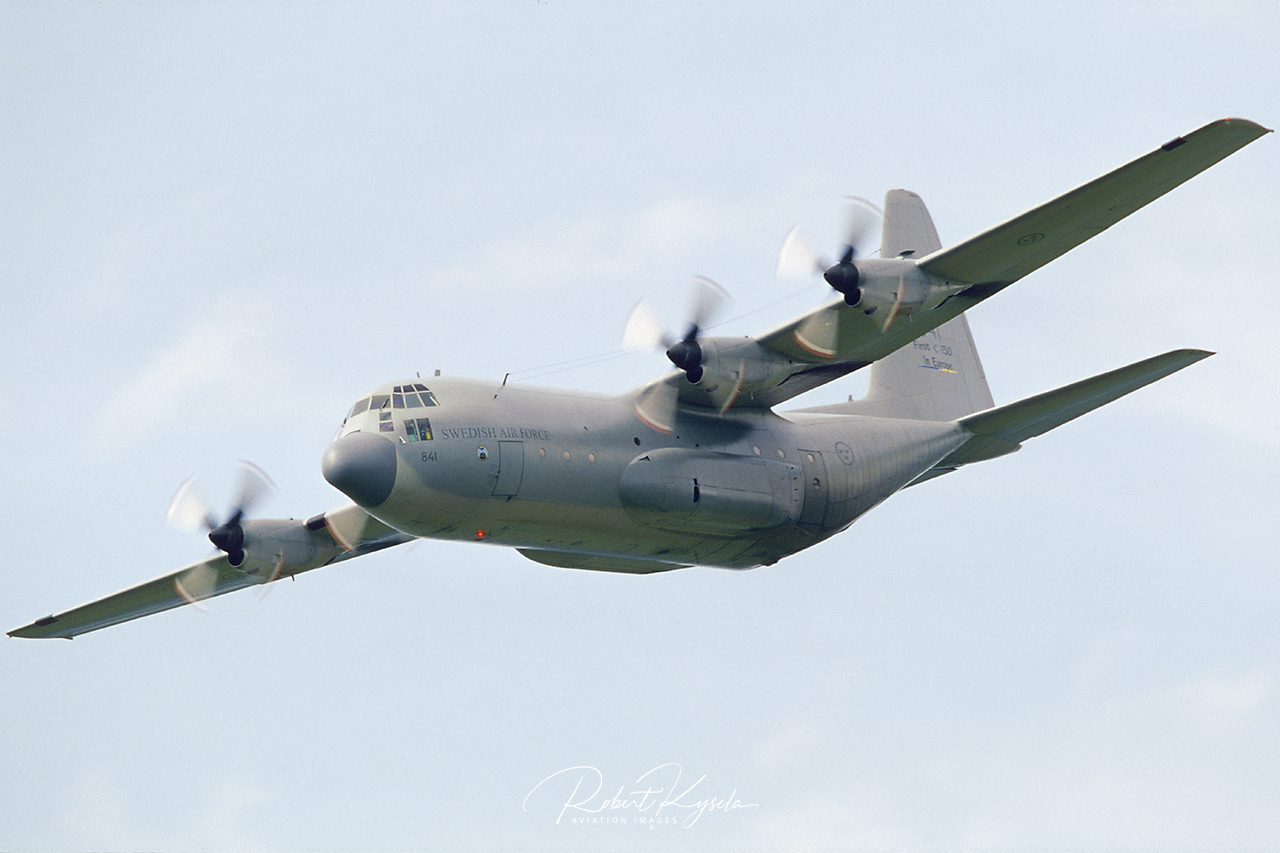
[166,461,277,576]
[778,195,907,336]
[777,196,882,282]
[624,276,732,430]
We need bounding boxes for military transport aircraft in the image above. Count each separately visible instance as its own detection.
[9,117,1269,639]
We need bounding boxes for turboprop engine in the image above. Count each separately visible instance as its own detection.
[823,256,966,329]
[229,518,322,576]
[676,335,800,394]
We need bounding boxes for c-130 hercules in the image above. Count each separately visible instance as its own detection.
[10,118,1269,639]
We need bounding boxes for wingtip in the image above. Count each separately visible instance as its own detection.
[1220,117,1273,135]
[8,614,60,639]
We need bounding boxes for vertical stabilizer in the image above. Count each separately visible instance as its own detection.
[853,312,994,421]
[797,190,995,421]
[880,188,943,260]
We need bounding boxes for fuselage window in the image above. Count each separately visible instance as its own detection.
[405,420,419,441]
[416,418,433,440]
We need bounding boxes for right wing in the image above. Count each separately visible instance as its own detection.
[8,504,412,639]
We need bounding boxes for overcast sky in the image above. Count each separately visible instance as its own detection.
[3,3,1277,851]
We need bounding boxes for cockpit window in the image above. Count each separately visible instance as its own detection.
[344,385,440,434]
[391,385,439,407]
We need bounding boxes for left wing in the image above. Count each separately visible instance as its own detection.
[8,504,412,639]
[629,118,1268,416]
[918,118,1271,287]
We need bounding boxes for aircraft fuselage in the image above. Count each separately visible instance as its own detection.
[323,376,968,571]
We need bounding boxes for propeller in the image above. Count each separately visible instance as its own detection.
[623,276,732,433]
[777,195,929,348]
[622,275,731,384]
[166,462,277,601]
[776,195,882,306]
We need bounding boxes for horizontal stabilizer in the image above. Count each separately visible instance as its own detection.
[916,349,1212,481]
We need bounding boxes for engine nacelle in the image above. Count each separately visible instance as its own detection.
[235,518,322,580]
[676,336,800,405]
[843,257,965,320]
[619,448,802,535]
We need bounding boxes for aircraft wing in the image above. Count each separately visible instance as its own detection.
[8,504,412,639]
[726,118,1268,409]
[917,117,1271,287]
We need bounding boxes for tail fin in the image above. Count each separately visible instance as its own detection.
[818,190,995,421]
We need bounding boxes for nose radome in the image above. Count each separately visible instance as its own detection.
[322,432,398,508]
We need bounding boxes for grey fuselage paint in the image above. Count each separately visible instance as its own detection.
[334,376,968,570]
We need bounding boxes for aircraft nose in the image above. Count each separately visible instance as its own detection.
[322,432,398,508]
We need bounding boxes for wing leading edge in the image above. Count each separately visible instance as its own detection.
[8,505,412,639]
[918,118,1271,287]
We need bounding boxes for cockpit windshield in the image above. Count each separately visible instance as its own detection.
[340,383,441,442]
[346,383,440,420]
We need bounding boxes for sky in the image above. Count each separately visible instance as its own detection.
[2,2,1277,851]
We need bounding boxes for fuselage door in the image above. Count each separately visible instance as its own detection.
[798,448,828,530]
[493,440,525,497]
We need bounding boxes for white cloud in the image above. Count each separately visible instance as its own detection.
[753,717,824,775]
[92,294,288,455]
[1178,667,1277,732]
